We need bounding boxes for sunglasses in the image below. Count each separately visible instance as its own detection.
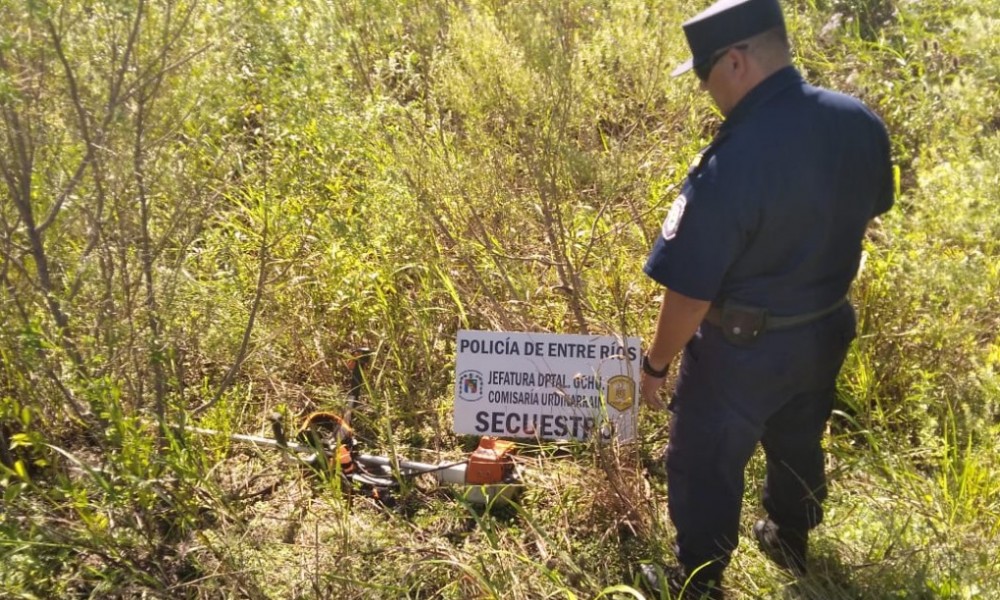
[694,43,749,82]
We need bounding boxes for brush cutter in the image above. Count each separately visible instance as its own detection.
[185,349,522,506]
[185,412,521,506]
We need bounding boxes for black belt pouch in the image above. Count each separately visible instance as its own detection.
[720,300,768,346]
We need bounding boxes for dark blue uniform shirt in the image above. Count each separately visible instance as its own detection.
[644,67,894,316]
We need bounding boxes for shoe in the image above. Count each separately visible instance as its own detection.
[639,563,724,600]
[752,518,808,575]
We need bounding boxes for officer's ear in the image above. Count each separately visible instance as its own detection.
[726,46,752,79]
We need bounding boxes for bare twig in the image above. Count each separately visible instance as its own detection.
[193,210,271,417]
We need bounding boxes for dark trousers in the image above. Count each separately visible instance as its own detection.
[665,304,856,579]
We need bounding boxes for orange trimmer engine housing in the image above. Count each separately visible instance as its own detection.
[297,411,356,474]
[465,437,517,485]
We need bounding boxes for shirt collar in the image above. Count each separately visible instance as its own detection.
[720,66,803,132]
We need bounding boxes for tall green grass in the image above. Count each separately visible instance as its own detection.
[1,0,998,598]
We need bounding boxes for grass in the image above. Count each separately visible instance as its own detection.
[1,0,999,598]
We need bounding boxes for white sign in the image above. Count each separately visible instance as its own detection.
[454,330,641,441]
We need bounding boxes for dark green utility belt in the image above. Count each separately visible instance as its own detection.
[704,297,849,346]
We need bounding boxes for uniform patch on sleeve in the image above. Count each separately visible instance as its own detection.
[661,194,687,240]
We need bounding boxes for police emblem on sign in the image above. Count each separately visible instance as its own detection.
[457,370,484,402]
[661,194,687,240]
[606,375,636,412]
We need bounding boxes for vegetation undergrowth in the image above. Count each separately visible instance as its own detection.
[1,0,998,598]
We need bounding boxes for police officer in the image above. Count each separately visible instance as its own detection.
[639,0,894,596]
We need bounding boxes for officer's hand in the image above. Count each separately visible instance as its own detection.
[640,372,667,411]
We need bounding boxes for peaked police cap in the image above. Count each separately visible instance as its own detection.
[671,0,786,77]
